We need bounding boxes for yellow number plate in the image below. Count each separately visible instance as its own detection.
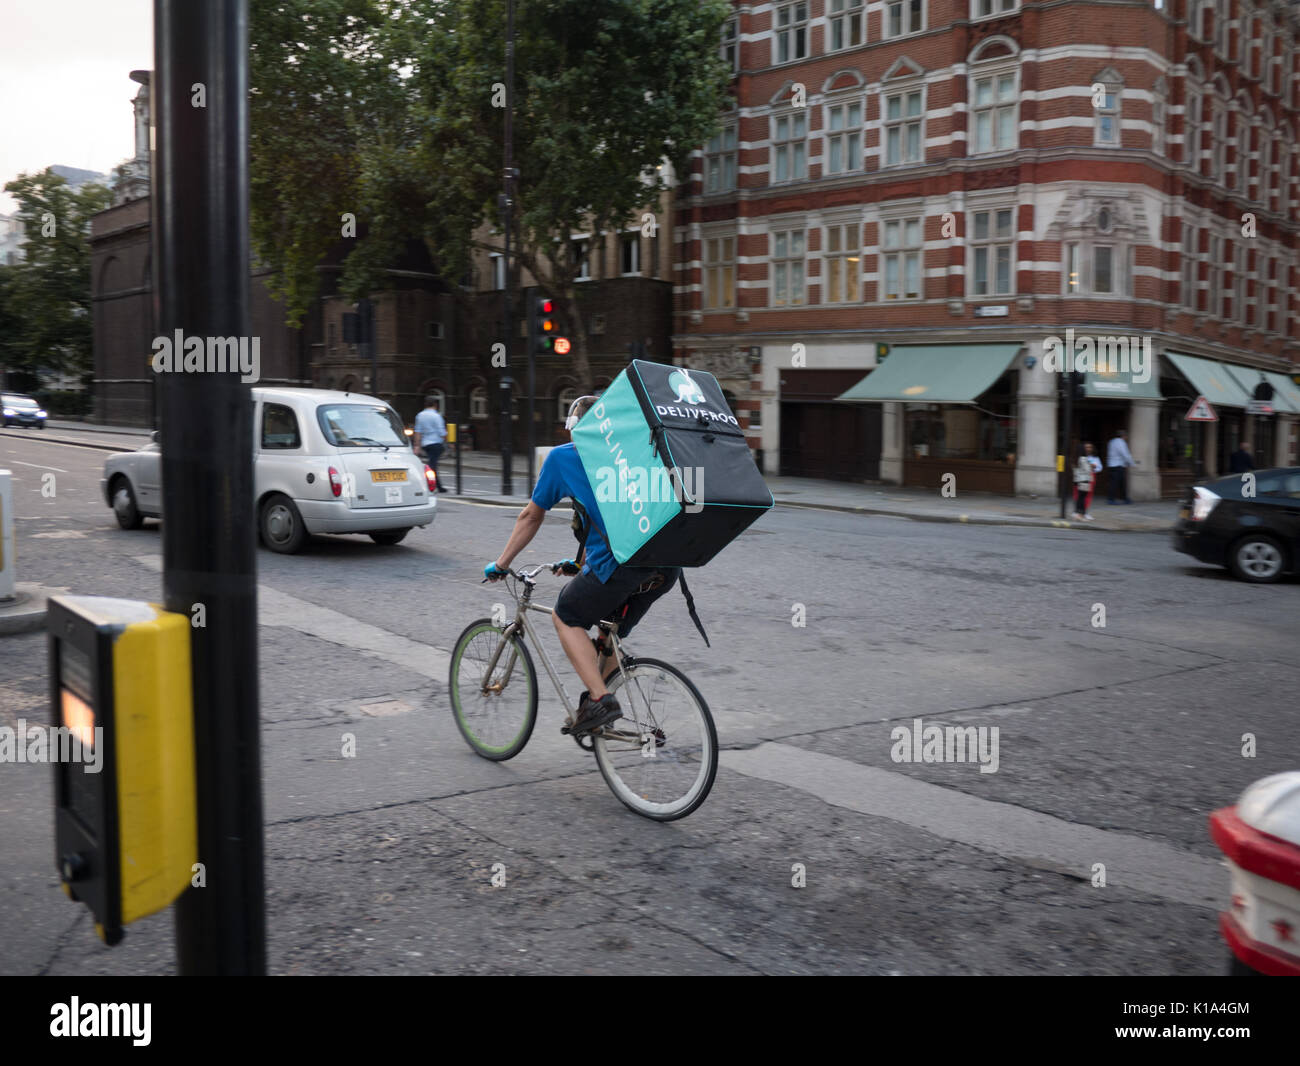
[1178,507,1190,520]
[370,470,408,483]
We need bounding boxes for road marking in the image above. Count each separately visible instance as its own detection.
[133,554,451,679]
[3,459,69,472]
[725,742,1224,910]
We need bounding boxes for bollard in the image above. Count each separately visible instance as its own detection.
[1209,772,1300,976]
[0,470,15,602]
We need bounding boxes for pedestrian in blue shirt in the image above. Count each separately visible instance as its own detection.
[413,396,448,492]
[1106,429,1136,504]
[483,395,680,737]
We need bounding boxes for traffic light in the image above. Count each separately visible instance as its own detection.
[528,293,569,356]
[1060,371,1086,400]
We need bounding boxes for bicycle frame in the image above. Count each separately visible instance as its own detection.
[479,568,642,740]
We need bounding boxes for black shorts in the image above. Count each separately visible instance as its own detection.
[553,565,681,637]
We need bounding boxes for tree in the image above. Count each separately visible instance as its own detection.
[348,0,734,390]
[248,0,400,328]
[0,170,112,385]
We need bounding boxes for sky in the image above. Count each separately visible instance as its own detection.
[0,0,153,214]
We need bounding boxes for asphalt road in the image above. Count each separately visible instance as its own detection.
[1,427,1294,974]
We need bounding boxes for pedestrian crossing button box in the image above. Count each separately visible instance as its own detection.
[47,595,196,946]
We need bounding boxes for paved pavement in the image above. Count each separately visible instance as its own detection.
[37,419,1179,533]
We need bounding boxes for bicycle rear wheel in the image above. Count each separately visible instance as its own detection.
[449,618,538,761]
[593,657,717,821]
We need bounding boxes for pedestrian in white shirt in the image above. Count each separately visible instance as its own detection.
[1106,429,1136,504]
[413,396,449,492]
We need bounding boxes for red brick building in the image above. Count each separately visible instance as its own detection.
[674,0,1300,497]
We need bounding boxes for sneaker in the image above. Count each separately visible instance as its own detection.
[567,691,622,736]
[1083,514,1095,521]
[1072,512,1083,520]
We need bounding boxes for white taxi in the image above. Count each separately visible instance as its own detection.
[101,387,437,553]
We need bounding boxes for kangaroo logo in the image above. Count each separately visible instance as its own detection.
[668,368,706,406]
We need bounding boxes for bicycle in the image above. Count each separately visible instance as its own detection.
[448,562,718,821]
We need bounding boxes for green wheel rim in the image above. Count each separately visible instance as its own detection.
[451,624,534,755]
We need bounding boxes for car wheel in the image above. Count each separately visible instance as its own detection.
[259,494,308,554]
[1228,534,1286,584]
[368,529,410,546]
[111,478,144,530]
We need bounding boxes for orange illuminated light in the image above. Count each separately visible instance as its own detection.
[60,688,96,750]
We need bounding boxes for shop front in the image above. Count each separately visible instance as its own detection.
[836,344,1021,494]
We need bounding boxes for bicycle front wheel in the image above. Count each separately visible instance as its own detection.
[449,618,538,761]
[593,657,718,821]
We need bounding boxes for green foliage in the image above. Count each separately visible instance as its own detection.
[248,0,733,389]
[0,170,111,382]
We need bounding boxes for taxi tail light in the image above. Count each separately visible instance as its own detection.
[1191,486,1220,522]
[425,466,437,492]
[328,466,343,498]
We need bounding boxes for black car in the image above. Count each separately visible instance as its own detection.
[1173,467,1300,583]
[1,393,47,428]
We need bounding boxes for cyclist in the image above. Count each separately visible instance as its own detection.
[484,394,680,737]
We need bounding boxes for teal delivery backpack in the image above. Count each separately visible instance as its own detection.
[570,360,774,568]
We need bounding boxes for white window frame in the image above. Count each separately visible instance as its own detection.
[883,85,925,167]
[489,252,505,291]
[1151,91,1166,156]
[1094,82,1121,146]
[1062,240,1126,297]
[1214,0,1230,55]
[1233,240,1247,325]
[1181,223,1199,310]
[827,0,865,52]
[971,0,1017,18]
[1235,113,1250,195]
[1258,128,1272,206]
[879,213,923,301]
[1185,89,1201,167]
[556,386,579,424]
[969,62,1018,155]
[968,205,1016,298]
[702,233,736,310]
[704,123,738,194]
[1208,232,1224,318]
[773,2,809,65]
[823,97,864,175]
[822,219,862,304]
[770,228,807,307]
[569,237,591,281]
[1211,104,1227,180]
[721,16,739,72]
[620,232,640,276]
[771,110,808,183]
[469,385,488,421]
[884,0,924,39]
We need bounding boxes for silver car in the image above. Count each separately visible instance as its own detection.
[101,387,437,552]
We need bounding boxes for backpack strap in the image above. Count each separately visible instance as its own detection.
[677,570,710,648]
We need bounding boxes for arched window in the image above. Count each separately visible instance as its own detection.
[969,38,1019,155]
[469,385,488,420]
[1092,69,1122,147]
[556,386,579,424]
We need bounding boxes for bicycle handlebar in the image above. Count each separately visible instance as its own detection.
[481,562,570,584]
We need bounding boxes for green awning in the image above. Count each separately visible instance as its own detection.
[1085,366,1162,399]
[1165,352,1253,408]
[835,344,1021,404]
[1220,364,1300,415]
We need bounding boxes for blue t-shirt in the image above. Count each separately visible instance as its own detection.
[531,443,617,583]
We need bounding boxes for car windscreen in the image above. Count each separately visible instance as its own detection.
[3,396,38,408]
[315,403,408,448]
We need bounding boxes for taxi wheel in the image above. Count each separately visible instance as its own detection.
[260,494,307,554]
[369,529,409,546]
[111,478,143,530]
